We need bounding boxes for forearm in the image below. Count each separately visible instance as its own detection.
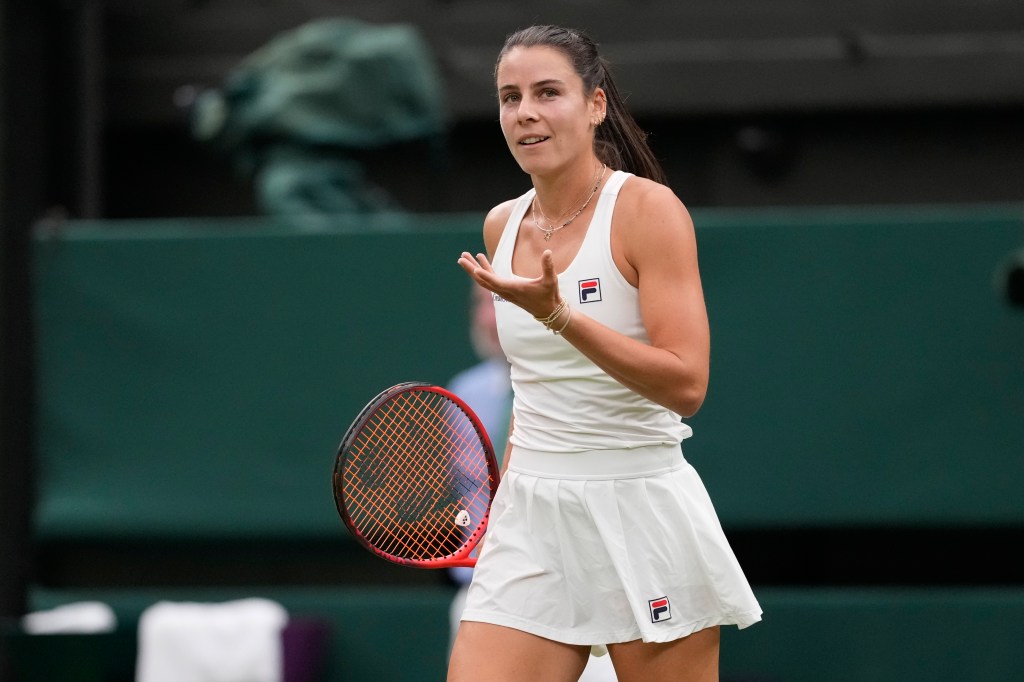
[551,307,708,417]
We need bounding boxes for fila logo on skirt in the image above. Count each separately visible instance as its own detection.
[648,596,672,623]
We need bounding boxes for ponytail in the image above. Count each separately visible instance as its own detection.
[593,59,667,185]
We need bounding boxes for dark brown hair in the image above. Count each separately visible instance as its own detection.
[496,25,668,185]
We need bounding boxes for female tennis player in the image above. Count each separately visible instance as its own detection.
[451,25,762,681]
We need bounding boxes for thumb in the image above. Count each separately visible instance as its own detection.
[540,249,556,281]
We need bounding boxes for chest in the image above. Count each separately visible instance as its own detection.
[509,213,590,278]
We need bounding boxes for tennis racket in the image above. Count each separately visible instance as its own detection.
[333,382,501,568]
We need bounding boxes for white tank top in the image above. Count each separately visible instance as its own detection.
[492,170,693,453]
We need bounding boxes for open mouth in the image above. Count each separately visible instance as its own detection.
[519,136,549,146]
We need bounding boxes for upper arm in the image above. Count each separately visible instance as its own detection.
[620,182,710,380]
[482,200,516,260]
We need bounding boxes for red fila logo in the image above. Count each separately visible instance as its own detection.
[578,278,602,303]
[649,596,671,623]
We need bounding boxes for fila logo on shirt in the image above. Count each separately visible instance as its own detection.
[648,596,672,623]
[578,278,602,303]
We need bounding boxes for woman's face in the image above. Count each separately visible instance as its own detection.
[495,45,604,176]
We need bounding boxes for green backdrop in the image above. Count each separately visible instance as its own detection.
[32,205,1024,540]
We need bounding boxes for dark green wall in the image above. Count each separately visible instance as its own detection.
[32,214,484,541]
[691,205,1024,527]
[32,206,1024,541]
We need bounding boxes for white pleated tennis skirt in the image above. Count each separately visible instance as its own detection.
[460,444,762,648]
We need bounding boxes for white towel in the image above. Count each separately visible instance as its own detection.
[135,598,289,682]
[21,601,118,634]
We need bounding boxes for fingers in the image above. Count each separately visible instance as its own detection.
[457,252,493,271]
[457,252,489,277]
[456,252,477,274]
[458,252,501,292]
[475,253,495,272]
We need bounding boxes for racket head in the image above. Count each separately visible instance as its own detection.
[333,382,500,569]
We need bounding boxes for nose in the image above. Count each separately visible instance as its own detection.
[517,97,539,123]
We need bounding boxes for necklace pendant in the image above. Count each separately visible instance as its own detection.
[543,231,552,241]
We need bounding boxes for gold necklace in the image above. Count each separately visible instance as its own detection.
[532,164,607,241]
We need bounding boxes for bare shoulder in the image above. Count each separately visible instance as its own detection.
[615,175,695,242]
[484,198,518,230]
[481,198,519,257]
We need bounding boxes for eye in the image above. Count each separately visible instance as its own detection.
[540,88,559,99]
[499,92,521,104]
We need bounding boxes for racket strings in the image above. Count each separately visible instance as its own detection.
[341,390,495,561]
[370,396,485,520]
[349,416,455,557]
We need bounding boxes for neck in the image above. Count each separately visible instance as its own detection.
[532,159,605,218]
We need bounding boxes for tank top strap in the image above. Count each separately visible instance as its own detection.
[573,170,632,268]
[602,169,631,196]
[586,170,631,237]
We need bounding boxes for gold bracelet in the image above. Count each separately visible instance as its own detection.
[534,298,567,328]
[552,305,573,335]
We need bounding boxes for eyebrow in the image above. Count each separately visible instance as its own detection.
[498,78,567,94]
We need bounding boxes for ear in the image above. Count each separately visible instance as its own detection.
[590,87,607,126]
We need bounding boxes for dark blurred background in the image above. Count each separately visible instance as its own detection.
[3,2,1024,681]
[5,0,1024,223]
